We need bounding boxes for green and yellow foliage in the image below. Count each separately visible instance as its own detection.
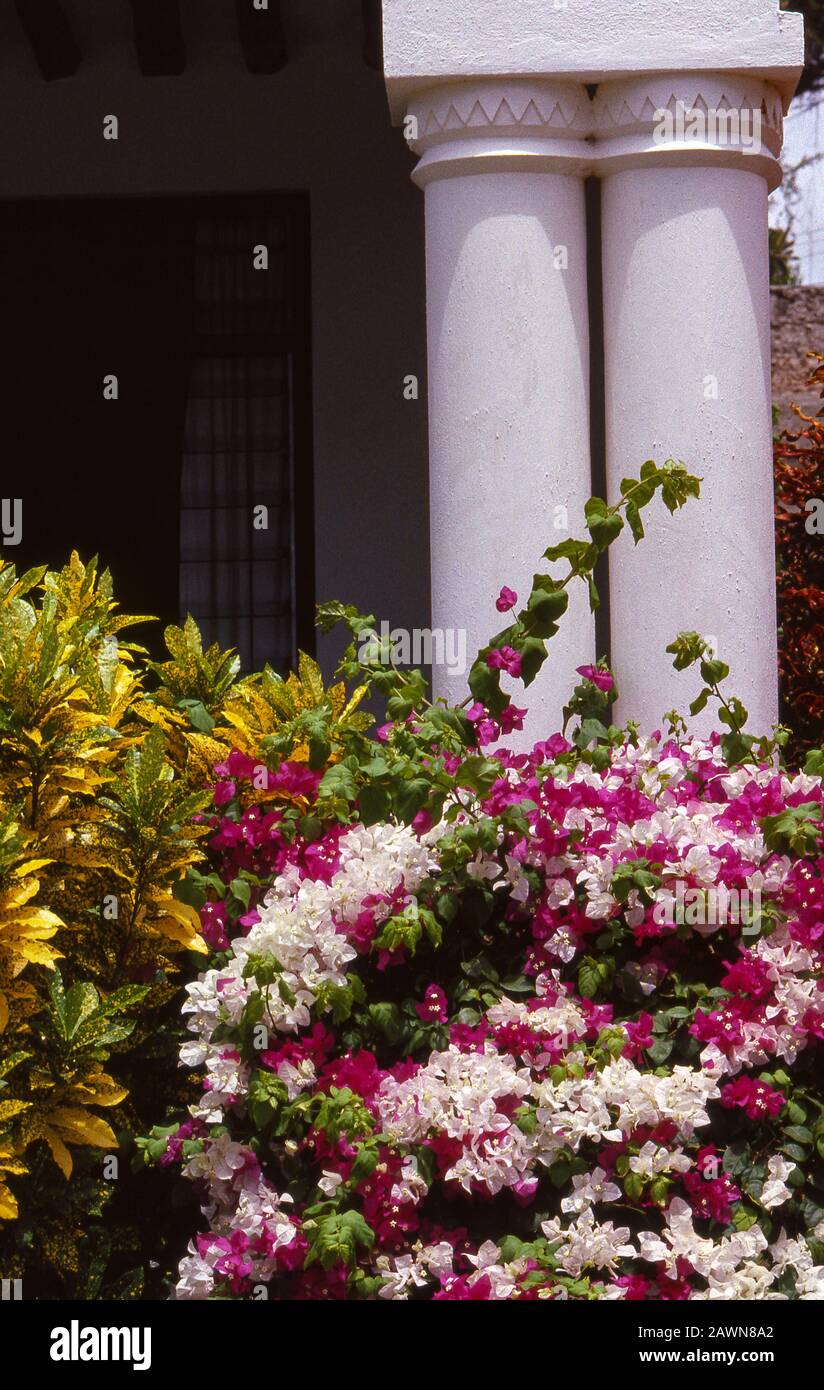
[0,550,367,1293]
[0,553,213,1289]
[0,544,369,1289]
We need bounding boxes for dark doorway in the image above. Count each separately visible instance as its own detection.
[1,193,314,670]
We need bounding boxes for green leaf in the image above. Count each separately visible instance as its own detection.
[784,1125,814,1146]
[48,968,68,1035]
[318,763,358,803]
[524,580,568,637]
[468,659,505,715]
[230,877,252,910]
[700,658,730,687]
[350,1145,379,1184]
[624,1171,645,1202]
[578,957,601,999]
[519,636,548,687]
[584,497,624,551]
[0,1051,30,1082]
[625,501,644,545]
[179,698,215,733]
[394,778,430,823]
[689,688,711,717]
[367,1002,404,1045]
[358,785,390,827]
[298,815,323,842]
[64,982,101,1042]
[761,802,822,854]
[648,1036,674,1065]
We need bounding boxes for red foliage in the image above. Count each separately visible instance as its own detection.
[775,352,824,759]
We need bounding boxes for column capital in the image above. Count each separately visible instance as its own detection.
[591,73,786,190]
[383,1,804,124]
[406,78,592,187]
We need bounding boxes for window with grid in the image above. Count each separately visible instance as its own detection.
[179,204,312,673]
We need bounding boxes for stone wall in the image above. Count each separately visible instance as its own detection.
[772,285,824,432]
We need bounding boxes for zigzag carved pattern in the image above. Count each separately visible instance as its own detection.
[593,81,783,136]
[414,87,590,140]
[411,79,784,149]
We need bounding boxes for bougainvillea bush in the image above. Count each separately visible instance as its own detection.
[140,462,824,1302]
[775,351,824,761]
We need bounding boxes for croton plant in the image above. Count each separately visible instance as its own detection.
[138,460,824,1302]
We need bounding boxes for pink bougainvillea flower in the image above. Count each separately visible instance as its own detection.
[466,701,500,746]
[575,664,614,692]
[199,899,229,951]
[214,750,259,781]
[412,808,433,836]
[720,1075,785,1120]
[495,586,518,613]
[499,702,528,735]
[476,719,500,746]
[269,762,323,798]
[487,646,522,678]
[213,779,237,807]
[615,1275,652,1300]
[415,983,449,1024]
[533,733,572,759]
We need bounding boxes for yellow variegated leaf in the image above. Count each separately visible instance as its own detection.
[221,707,258,738]
[297,652,325,704]
[66,711,110,730]
[184,732,232,786]
[0,879,41,911]
[152,917,208,953]
[0,1100,30,1122]
[327,682,346,718]
[184,731,230,758]
[49,1107,118,1149]
[132,700,187,728]
[58,774,106,793]
[10,859,53,877]
[155,898,200,930]
[0,1158,27,1178]
[61,847,127,872]
[0,991,9,1033]
[43,1129,73,1179]
[0,1181,18,1219]
[72,1073,128,1108]
[10,940,62,968]
[5,921,61,942]
[168,900,200,928]
[0,906,63,930]
[338,684,370,723]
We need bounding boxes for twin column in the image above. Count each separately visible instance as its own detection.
[406,75,784,739]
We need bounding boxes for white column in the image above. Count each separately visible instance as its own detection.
[407,80,595,738]
[594,76,785,734]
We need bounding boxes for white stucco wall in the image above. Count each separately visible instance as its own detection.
[0,0,430,673]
